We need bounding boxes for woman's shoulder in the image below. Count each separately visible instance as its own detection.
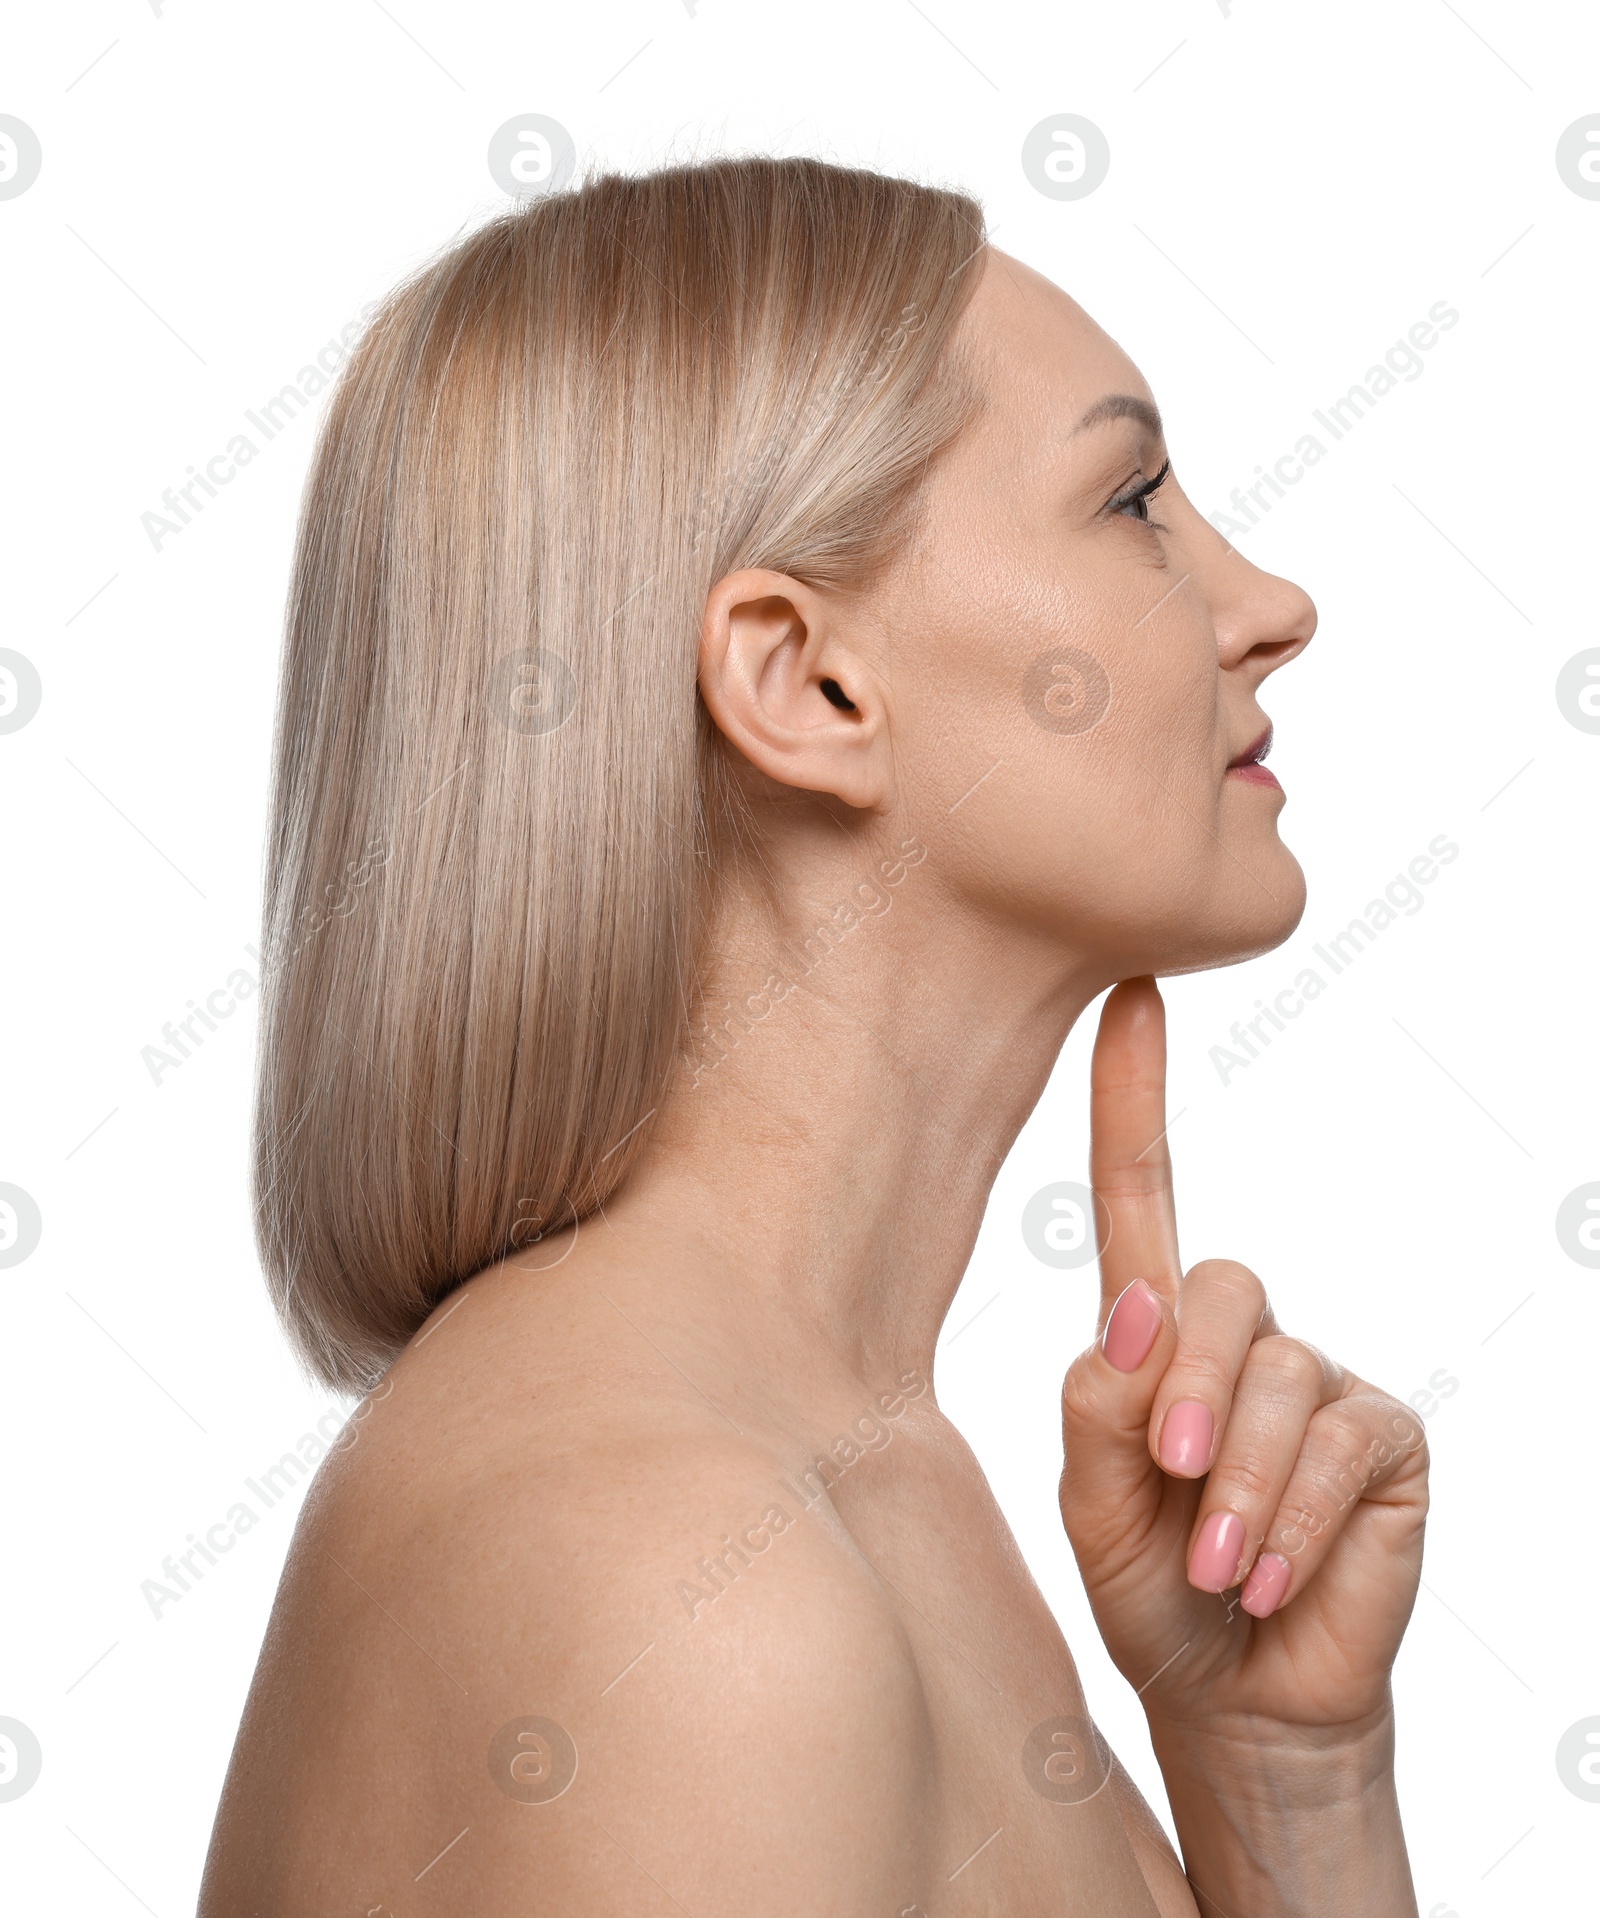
[201,1269,932,1913]
[306,1263,930,1698]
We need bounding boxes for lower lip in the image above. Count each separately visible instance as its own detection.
[1228,762,1281,790]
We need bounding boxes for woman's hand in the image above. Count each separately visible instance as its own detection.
[1059,977,1429,1752]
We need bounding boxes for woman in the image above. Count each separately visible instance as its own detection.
[202,158,1428,1913]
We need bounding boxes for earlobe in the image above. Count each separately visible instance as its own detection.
[697,568,892,811]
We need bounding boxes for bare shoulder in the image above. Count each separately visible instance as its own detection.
[201,1269,933,1916]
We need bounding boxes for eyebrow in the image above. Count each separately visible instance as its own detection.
[1071,394,1164,440]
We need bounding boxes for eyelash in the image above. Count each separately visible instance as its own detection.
[1110,459,1172,526]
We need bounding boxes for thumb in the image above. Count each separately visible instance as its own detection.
[1059,1278,1180,1552]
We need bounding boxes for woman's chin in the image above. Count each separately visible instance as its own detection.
[1147,849,1308,978]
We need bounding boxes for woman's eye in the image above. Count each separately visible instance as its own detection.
[1112,460,1171,524]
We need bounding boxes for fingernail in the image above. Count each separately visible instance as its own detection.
[1240,1551,1291,1618]
[1189,1510,1245,1592]
[1102,1280,1162,1373]
[1158,1400,1214,1476]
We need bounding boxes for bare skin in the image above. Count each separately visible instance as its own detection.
[202,250,1426,1914]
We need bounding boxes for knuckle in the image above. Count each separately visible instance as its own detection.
[1272,1496,1335,1556]
[1059,1355,1099,1433]
[1313,1398,1372,1465]
[1185,1258,1267,1325]
[1293,1395,1428,1516]
[1354,1396,1428,1473]
[1213,1450,1280,1508]
[1061,1352,1127,1438]
[1371,1392,1429,1461]
[1163,1346,1236,1399]
[1251,1335,1327,1398]
[1388,1413,1430,1479]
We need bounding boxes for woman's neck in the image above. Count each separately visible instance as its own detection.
[589,857,1101,1393]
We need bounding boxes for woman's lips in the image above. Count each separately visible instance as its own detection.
[1229,761,1281,789]
[1226,725,1280,789]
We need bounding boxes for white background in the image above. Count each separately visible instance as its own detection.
[3,1,1596,1910]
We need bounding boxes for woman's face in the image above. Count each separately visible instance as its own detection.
[871,247,1316,982]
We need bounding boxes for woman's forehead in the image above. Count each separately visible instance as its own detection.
[958,248,1153,427]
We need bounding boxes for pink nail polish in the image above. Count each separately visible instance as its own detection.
[1158,1400,1214,1476]
[1190,1510,1245,1592]
[1240,1551,1291,1618]
[1102,1281,1162,1373]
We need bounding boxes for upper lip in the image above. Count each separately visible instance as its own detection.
[1227,724,1273,769]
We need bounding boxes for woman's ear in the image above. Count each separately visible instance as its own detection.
[697,568,895,811]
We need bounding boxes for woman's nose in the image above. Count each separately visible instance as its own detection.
[1211,550,1317,679]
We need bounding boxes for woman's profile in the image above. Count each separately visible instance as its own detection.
[201,157,1428,1913]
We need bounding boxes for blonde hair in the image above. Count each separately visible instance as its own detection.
[254,156,987,1391]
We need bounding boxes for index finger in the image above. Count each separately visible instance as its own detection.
[1089,976,1183,1319]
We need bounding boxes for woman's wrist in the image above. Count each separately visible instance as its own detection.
[1146,1708,1418,1917]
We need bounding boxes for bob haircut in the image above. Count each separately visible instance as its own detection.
[254,156,988,1392]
